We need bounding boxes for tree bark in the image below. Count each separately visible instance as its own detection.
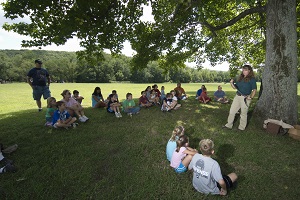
[254,0,298,125]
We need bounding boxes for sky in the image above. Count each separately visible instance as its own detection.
[0,2,229,71]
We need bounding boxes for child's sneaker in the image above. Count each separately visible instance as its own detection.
[79,116,86,122]
[38,108,42,112]
[44,122,52,127]
[118,112,122,118]
[82,115,89,121]
[53,123,58,128]
[115,112,120,118]
[127,113,132,117]
[2,163,16,173]
[72,123,79,128]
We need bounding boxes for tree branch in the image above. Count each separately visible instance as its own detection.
[202,5,266,32]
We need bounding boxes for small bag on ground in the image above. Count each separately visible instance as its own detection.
[266,123,286,135]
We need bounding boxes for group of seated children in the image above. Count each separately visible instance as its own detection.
[196,85,229,104]
[139,84,182,112]
[166,126,238,196]
[161,90,181,111]
[45,89,90,129]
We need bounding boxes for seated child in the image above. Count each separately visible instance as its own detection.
[170,135,198,174]
[52,101,78,129]
[188,139,238,196]
[149,89,160,105]
[107,94,122,118]
[92,87,106,108]
[72,90,84,104]
[106,90,119,104]
[61,89,89,122]
[45,97,57,127]
[0,144,16,173]
[166,126,185,161]
[214,86,229,104]
[196,85,205,99]
[122,93,140,116]
[170,90,181,110]
[139,91,152,108]
[152,84,161,98]
[161,93,173,111]
[198,87,211,104]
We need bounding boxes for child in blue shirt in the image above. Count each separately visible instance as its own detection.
[52,101,77,129]
[166,126,185,161]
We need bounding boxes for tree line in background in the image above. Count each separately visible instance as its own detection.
[0,50,265,84]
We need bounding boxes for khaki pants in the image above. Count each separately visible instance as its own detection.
[225,95,251,130]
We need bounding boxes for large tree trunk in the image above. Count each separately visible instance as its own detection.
[254,0,298,125]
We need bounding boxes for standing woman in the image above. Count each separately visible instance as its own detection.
[92,87,107,108]
[223,65,257,131]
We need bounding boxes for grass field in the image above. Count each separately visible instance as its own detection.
[0,82,300,199]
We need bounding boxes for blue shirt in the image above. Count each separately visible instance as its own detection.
[235,78,257,95]
[166,136,179,161]
[92,95,102,107]
[214,90,226,99]
[196,89,203,97]
[52,110,70,125]
[27,68,49,86]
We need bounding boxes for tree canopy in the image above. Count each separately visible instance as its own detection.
[2,0,295,69]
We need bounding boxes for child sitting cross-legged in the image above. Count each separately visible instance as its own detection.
[61,89,89,122]
[139,91,152,108]
[52,101,78,129]
[107,94,122,118]
[170,135,198,174]
[188,139,238,196]
[166,126,185,162]
[122,93,140,116]
[161,93,173,111]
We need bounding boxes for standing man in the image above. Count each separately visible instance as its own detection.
[27,59,51,111]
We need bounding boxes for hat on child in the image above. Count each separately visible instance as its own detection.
[35,59,43,64]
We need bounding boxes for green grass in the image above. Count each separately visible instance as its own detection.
[0,83,300,199]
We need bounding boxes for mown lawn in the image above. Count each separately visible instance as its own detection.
[0,82,300,200]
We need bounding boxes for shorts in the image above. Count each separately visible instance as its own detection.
[174,162,187,174]
[107,107,114,113]
[217,175,234,190]
[33,85,51,100]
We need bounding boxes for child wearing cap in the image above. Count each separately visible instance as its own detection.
[188,139,238,195]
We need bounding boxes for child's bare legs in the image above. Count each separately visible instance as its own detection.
[55,118,77,128]
[174,104,181,110]
[69,106,81,117]
[64,117,77,126]
[96,101,106,108]
[182,154,194,167]
[227,172,238,183]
